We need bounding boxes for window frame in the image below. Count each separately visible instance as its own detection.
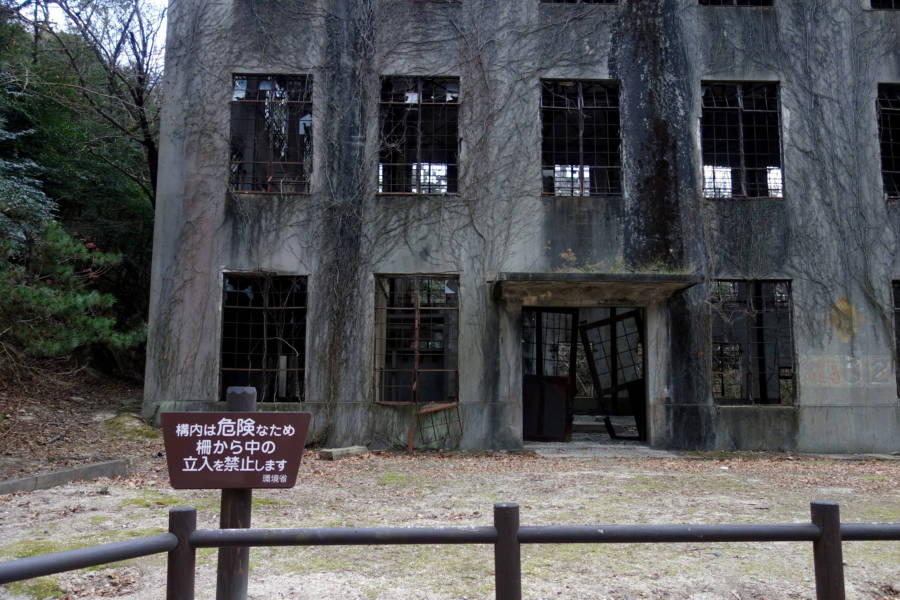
[230,74,313,195]
[220,273,308,403]
[700,81,784,199]
[373,275,460,406]
[540,79,623,197]
[877,84,900,201]
[698,0,774,5]
[893,281,900,397]
[710,279,796,405]
[378,76,460,195]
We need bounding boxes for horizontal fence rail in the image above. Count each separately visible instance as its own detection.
[0,501,898,600]
[0,533,177,584]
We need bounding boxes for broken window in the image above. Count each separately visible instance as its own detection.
[379,77,459,194]
[221,274,307,402]
[374,276,459,404]
[541,80,622,197]
[878,84,900,200]
[699,0,773,5]
[872,0,900,8]
[894,281,900,396]
[710,280,795,405]
[230,75,312,194]
[701,82,783,198]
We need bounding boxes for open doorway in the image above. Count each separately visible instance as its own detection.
[522,307,647,442]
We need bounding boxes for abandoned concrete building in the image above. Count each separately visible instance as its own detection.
[143,0,900,453]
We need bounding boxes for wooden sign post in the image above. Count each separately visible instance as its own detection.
[161,387,311,600]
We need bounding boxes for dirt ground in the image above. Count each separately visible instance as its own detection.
[1,371,899,600]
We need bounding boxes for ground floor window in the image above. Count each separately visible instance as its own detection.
[374,275,459,405]
[894,281,900,396]
[221,274,307,402]
[710,280,794,404]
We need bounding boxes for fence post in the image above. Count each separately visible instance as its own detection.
[811,501,845,600]
[494,503,522,600]
[168,506,197,600]
[217,387,256,600]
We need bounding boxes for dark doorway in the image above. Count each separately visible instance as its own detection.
[579,308,647,441]
[522,309,578,441]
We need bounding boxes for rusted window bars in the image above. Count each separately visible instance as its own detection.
[221,274,307,402]
[1,502,898,600]
[378,77,460,194]
[699,0,773,6]
[540,80,622,197]
[710,280,795,405]
[878,84,900,200]
[230,75,313,194]
[701,82,783,198]
[374,276,459,405]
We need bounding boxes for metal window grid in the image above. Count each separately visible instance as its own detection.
[230,75,312,194]
[701,82,783,198]
[699,0,773,5]
[878,84,900,200]
[541,80,622,197]
[893,281,900,397]
[221,274,307,402]
[711,280,795,405]
[374,276,459,404]
[378,77,459,194]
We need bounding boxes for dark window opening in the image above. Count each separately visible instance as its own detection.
[711,280,794,405]
[541,80,622,197]
[221,274,307,402]
[379,77,459,194]
[541,1,617,4]
[872,0,900,8]
[893,281,900,397]
[878,84,900,200]
[230,75,312,194]
[701,82,783,198]
[699,0,773,5]
[374,276,459,404]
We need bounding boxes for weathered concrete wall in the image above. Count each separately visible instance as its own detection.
[145,0,899,453]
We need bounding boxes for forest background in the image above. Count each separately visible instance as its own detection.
[0,0,165,379]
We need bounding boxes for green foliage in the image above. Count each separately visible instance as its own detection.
[0,113,144,358]
[0,12,152,365]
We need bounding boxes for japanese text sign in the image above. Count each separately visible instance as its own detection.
[161,412,311,489]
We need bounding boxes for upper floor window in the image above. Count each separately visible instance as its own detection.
[541,1,617,4]
[710,280,794,405]
[379,77,459,194]
[871,0,900,8]
[701,82,783,199]
[877,84,900,200]
[699,0,773,5]
[541,80,622,197]
[230,75,312,194]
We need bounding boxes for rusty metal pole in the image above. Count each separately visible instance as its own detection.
[494,503,522,600]
[167,506,196,600]
[811,501,845,600]
[216,387,256,600]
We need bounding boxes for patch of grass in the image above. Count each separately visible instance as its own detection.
[4,576,65,599]
[377,470,420,486]
[118,490,179,509]
[252,497,287,508]
[102,414,162,441]
[3,539,72,559]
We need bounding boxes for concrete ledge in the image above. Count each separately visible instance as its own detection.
[318,446,368,460]
[0,460,133,495]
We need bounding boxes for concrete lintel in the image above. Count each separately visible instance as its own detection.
[492,272,703,307]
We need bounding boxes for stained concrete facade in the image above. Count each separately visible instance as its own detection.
[144,0,900,453]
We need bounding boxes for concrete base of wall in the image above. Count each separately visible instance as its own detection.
[0,460,132,495]
[714,405,797,452]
